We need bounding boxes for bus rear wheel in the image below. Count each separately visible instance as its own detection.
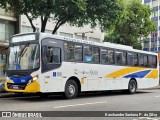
[64,80,78,99]
[128,79,137,94]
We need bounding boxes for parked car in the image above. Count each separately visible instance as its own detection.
[0,82,5,93]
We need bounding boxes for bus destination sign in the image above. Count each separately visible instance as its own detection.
[11,34,36,43]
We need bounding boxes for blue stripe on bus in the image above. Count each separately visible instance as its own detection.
[9,75,32,84]
[123,70,151,78]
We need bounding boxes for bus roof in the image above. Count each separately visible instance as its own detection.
[12,32,158,56]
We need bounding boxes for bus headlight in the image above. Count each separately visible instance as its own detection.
[27,76,38,85]
[6,79,14,83]
[32,76,38,81]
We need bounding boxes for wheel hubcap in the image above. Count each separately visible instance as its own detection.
[130,82,135,92]
[68,84,75,96]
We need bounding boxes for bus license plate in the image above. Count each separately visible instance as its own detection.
[12,85,19,89]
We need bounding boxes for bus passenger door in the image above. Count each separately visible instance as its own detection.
[41,38,63,92]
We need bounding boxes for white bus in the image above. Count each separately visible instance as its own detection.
[4,33,159,99]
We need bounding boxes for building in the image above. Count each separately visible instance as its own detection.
[0,8,18,78]
[19,15,104,42]
[142,0,160,52]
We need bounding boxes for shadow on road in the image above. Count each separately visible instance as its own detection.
[0,90,154,102]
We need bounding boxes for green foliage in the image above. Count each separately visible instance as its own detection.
[71,0,125,31]
[0,0,87,33]
[133,42,142,50]
[0,0,125,34]
[104,0,155,47]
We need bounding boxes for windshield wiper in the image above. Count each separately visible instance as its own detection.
[19,43,30,57]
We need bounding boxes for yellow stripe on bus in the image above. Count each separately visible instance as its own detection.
[105,67,147,78]
[145,70,158,78]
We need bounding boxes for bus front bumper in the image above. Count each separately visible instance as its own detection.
[4,80,40,93]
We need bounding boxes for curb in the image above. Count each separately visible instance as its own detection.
[141,85,160,90]
[0,92,16,98]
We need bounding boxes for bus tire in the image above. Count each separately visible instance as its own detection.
[64,80,78,99]
[128,79,137,94]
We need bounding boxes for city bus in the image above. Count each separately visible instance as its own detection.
[4,33,159,99]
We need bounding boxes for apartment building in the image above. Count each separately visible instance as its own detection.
[0,8,17,77]
[142,0,160,52]
[20,15,104,42]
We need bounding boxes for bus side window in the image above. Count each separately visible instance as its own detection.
[64,42,83,62]
[144,55,148,67]
[92,47,100,63]
[139,54,144,67]
[148,55,152,68]
[101,48,108,64]
[44,46,61,64]
[64,42,74,61]
[115,51,124,65]
[53,48,61,63]
[133,53,138,66]
[45,47,53,63]
[84,46,93,63]
[152,56,157,68]
[127,52,133,66]
[74,44,83,61]
[108,49,114,64]
[122,51,127,65]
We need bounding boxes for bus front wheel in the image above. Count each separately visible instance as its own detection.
[64,80,78,99]
[128,79,137,94]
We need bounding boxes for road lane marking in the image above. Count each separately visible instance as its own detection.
[54,101,107,109]
[154,95,160,98]
[139,117,160,120]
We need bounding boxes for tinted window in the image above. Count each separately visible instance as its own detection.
[127,52,133,66]
[152,56,157,68]
[122,51,127,65]
[84,46,93,63]
[148,55,152,67]
[45,47,61,64]
[84,46,100,63]
[133,53,138,66]
[92,47,100,63]
[144,55,148,67]
[139,54,144,66]
[108,50,114,64]
[74,44,83,61]
[101,48,108,64]
[115,51,122,65]
[64,42,82,61]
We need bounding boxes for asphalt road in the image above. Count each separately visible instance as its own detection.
[0,89,160,120]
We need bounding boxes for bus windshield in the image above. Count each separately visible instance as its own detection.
[7,44,40,70]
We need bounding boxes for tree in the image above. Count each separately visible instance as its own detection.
[0,0,86,33]
[133,42,142,50]
[0,0,125,34]
[104,0,155,47]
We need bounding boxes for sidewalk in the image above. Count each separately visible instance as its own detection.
[144,85,160,90]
